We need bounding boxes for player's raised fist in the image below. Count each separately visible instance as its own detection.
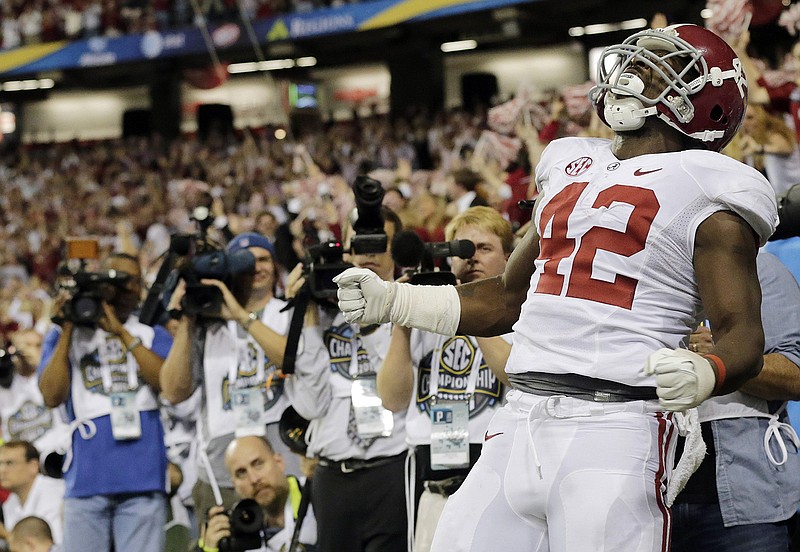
[334,267,396,325]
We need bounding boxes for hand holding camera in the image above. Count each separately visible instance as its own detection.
[204,500,265,552]
[203,505,231,550]
[98,302,126,337]
[199,278,248,323]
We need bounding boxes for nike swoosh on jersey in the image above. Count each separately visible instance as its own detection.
[484,431,504,441]
[633,168,663,176]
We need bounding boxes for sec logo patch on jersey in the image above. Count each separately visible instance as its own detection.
[565,156,593,177]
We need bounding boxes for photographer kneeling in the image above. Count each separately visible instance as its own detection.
[200,435,316,552]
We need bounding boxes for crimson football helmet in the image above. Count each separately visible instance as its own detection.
[590,24,748,152]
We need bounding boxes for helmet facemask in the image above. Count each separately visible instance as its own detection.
[591,27,706,131]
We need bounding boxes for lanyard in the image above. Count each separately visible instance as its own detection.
[348,326,370,377]
[99,333,139,393]
[227,309,266,387]
[428,334,482,401]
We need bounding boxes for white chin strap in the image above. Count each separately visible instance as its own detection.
[604,96,658,131]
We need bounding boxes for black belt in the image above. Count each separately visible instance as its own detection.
[509,372,658,403]
[318,452,405,474]
[425,476,466,497]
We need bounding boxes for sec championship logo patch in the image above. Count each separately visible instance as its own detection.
[565,156,593,176]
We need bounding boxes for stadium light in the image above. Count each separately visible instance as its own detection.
[1,78,55,91]
[568,18,647,37]
[440,40,478,53]
[228,58,309,74]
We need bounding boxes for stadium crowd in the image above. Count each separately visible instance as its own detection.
[0,0,376,50]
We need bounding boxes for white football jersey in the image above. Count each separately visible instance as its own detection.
[507,137,778,387]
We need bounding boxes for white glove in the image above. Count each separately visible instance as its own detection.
[643,348,717,411]
[334,267,396,325]
[334,267,462,335]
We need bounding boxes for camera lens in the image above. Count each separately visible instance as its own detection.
[229,499,263,534]
[72,295,102,324]
[353,176,384,207]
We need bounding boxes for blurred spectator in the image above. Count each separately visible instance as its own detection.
[7,516,56,552]
[407,190,448,243]
[730,103,798,194]
[0,329,69,469]
[445,168,488,217]
[0,441,65,544]
[253,211,279,243]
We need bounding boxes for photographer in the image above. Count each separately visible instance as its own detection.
[37,251,173,552]
[377,206,513,552]
[199,435,315,552]
[160,233,298,530]
[285,200,408,552]
[0,330,68,459]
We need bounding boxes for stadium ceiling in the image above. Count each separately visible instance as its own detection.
[6,0,709,93]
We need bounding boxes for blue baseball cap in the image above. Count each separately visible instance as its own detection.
[226,232,277,260]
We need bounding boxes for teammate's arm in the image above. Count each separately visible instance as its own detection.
[377,325,415,412]
[693,210,764,394]
[475,337,511,385]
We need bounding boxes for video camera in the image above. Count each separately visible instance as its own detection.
[771,183,800,241]
[217,499,264,552]
[350,175,388,254]
[139,207,256,326]
[56,238,132,326]
[391,230,476,286]
[297,175,387,301]
[302,240,353,301]
[0,346,16,388]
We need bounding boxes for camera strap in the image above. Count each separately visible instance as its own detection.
[281,291,310,376]
[287,476,312,552]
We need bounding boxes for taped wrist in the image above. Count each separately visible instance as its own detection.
[388,283,461,336]
[702,354,727,394]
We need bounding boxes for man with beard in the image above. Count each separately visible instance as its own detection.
[39,252,173,552]
[161,233,298,529]
[200,436,316,552]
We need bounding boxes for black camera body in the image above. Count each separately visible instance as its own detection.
[350,175,387,255]
[772,182,800,241]
[59,269,132,326]
[391,230,476,286]
[0,346,16,388]
[218,499,264,552]
[302,240,353,301]
[178,248,256,317]
[140,208,256,325]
